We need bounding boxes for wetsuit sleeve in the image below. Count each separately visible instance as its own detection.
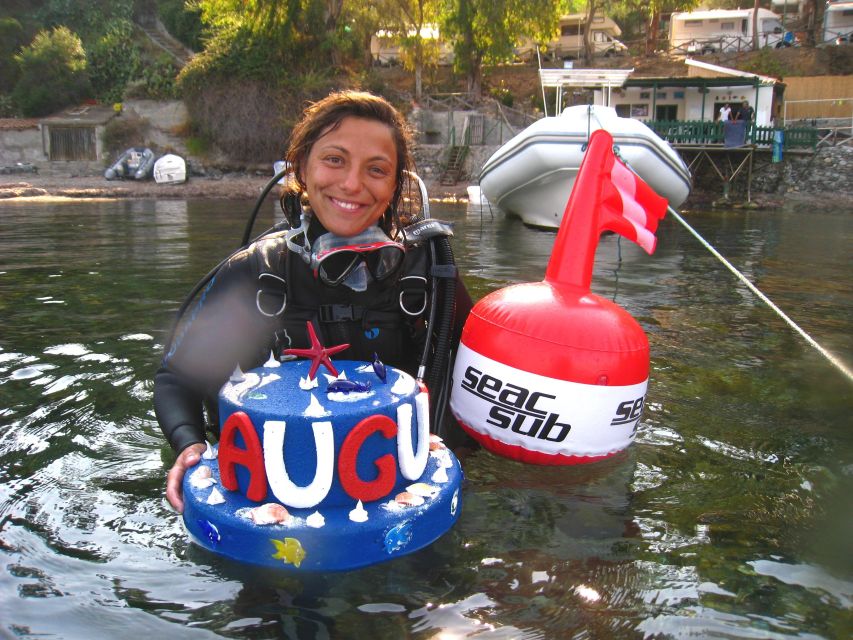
[154,367,206,452]
[154,250,276,452]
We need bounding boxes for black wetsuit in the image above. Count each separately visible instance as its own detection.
[154,222,472,453]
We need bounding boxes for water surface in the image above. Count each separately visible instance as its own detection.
[1,197,851,638]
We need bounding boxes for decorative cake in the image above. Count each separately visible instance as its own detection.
[181,330,463,571]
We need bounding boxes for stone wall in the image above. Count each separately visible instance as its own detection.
[0,124,44,165]
[751,145,853,197]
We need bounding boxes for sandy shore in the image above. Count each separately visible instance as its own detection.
[0,173,471,203]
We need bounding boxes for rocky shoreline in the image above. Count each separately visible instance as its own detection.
[0,173,470,203]
[2,145,851,214]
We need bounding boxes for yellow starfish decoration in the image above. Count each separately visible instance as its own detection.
[270,537,306,568]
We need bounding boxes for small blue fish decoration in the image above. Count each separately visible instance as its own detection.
[384,520,414,554]
[372,352,387,383]
[327,379,371,394]
[197,519,221,546]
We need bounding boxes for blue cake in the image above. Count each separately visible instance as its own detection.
[182,356,463,571]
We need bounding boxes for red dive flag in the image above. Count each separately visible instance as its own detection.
[546,129,670,291]
[601,152,668,254]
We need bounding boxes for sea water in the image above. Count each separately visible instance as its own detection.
[0,197,850,638]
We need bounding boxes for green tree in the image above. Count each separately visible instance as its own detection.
[86,18,140,103]
[379,0,444,101]
[35,0,135,41]
[12,26,92,116]
[0,17,26,94]
[441,0,560,98]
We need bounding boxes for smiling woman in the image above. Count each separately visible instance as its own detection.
[152,91,474,569]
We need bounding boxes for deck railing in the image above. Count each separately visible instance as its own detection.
[647,120,818,150]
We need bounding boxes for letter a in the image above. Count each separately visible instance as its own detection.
[219,411,267,501]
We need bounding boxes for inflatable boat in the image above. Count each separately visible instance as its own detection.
[104,147,155,181]
[479,105,692,229]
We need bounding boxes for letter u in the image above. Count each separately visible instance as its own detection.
[264,420,335,508]
[397,397,429,480]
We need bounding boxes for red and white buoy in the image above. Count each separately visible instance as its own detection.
[450,130,669,464]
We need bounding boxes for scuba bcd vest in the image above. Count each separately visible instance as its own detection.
[250,218,457,379]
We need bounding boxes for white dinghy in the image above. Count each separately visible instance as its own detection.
[153,154,187,185]
[479,105,691,229]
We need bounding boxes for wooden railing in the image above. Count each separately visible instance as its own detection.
[647,119,818,150]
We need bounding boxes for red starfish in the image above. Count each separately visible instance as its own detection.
[283,321,349,380]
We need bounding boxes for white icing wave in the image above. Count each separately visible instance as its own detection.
[327,390,372,403]
[299,375,318,390]
[206,487,225,505]
[390,372,415,395]
[306,511,326,528]
[349,500,368,522]
[303,393,331,417]
[263,351,281,368]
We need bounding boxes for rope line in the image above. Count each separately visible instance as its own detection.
[668,206,853,383]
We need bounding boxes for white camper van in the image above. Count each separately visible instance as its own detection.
[370,25,454,65]
[823,1,853,43]
[517,13,628,60]
[669,8,785,53]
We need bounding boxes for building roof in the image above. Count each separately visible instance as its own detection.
[671,8,781,20]
[539,68,634,89]
[685,58,780,84]
[0,118,39,131]
[619,58,782,89]
[41,104,115,126]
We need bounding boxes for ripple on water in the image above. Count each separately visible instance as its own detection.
[10,364,58,380]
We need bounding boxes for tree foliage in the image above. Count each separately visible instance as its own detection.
[86,19,140,103]
[0,17,26,94]
[12,26,92,116]
[441,0,561,97]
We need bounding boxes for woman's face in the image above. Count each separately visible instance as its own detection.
[302,116,398,238]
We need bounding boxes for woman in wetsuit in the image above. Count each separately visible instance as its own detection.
[154,90,472,512]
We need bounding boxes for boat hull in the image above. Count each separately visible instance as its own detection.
[479,105,691,229]
[153,154,187,185]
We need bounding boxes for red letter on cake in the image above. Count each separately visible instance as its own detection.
[219,411,267,501]
[339,415,397,501]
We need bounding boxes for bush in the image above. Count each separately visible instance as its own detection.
[12,26,92,117]
[156,0,203,51]
[0,94,19,118]
[101,112,150,156]
[86,19,141,104]
[124,54,179,99]
[0,17,26,94]
[183,78,292,162]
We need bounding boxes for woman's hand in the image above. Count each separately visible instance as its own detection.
[166,442,207,513]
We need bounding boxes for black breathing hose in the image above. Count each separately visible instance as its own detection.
[425,235,457,435]
[241,167,291,246]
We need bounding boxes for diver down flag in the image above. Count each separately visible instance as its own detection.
[546,129,670,291]
[602,151,668,254]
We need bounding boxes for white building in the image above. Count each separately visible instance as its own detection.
[592,59,781,127]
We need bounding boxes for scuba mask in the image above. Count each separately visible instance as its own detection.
[286,225,405,291]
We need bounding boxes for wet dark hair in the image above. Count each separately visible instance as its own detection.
[284,91,416,236]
